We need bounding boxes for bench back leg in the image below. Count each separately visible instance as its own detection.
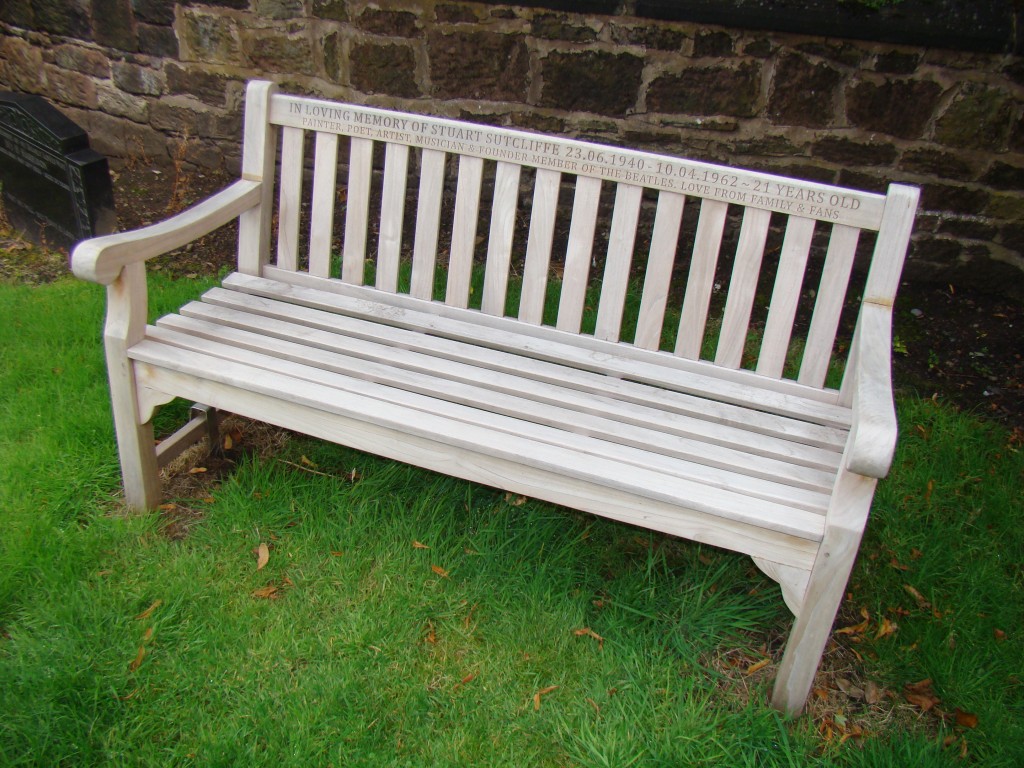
[105,262,161,510]
[771,469,876,715]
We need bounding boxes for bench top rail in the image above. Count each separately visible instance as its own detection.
[256,85,916,393]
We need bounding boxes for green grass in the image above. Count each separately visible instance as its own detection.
[1,274,1021,766]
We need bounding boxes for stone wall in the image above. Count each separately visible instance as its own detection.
[1,0,1023,295]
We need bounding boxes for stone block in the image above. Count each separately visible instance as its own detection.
[98,84,149,122]
[132,0,174,26]
[1012,114,1024,153]
[648,61,760,119]
[937,217,997,241]
[608,23,686,51]
[510,111,566,133]
[93,0,138,51]
[986,193,1024,221]
[693,30,733,57]
[729,135,802,157]
[0,0,34,27]
[47,45,111,78]
[981,161,1024,192]
[150,97,241,139]
[811,136,898,167]
[741,37,775,58]
[768,53,842,128]
[898,148,976,181]
[0,36,44,93]
[113,61,165,96]
[322,31,344,82]
[138,23,179,57]
[540,50,644,118]
[794,41,862,67]
[531,13,599,42]
[356,8,420,37]
[920,182,990,215]
[254,0,305,19]
[845,77,943,140]
[428,31,529,102]
[934,83,1013,151]
[435,4,481,24]
[311,0,348,23]
[32,0,92,39]
[874,50,920,74]
[242,29,316,76]
[178,9,242,65]
[836,168,887,193]
[351,42,419,98]
[45,67,98,109]
[166,63,235,107]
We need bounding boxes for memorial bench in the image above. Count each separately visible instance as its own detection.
[72,81,919,715]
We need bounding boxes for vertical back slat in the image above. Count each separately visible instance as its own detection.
[410,149,446,300]
[555,176,602,333]
[238,81,277,276]
[714,207,772,368]
[275,126,305,272]
[594,183,643,342]
[341,137,374,284]
[308,131,339,279]
[481,161,522,316]
[756,216,817,378]
[675,199,728,359]
[798,224,860,387]
[376,143,410,292]
[634,191,685,350]
[519,169,562,325]
[446,155,484,308]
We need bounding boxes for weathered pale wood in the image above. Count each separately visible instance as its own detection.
[756,216,817,378]
[676,199,728,359]
[308,131,339,279]
[556,175,602,333]
[410,148,446,300]
[78,84,921,719]
[715,207,772,368]
[104,261,160,509]
[269,93,887,229]
[238,81,278,276]
[376,142,410,292]
[481,161,521,316]
[519,169,562,325]
[446,155,484,308]
[635,191,685,350]
[341,137,374,284]
[275,126,305,272]
[595,183,643,342]
[798,224,859,387]
[71,180,261,285]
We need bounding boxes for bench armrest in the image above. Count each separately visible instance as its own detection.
[72,179,263,285]
[846,301,898,478]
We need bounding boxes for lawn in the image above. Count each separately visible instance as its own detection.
[0,272,1021,766]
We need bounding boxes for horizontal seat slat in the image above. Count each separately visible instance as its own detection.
[129,336,827,541]
[202,281,849,452]
[157,309,837,495]
[241,270,853,428]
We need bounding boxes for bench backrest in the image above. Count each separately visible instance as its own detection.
[237,81,918,395]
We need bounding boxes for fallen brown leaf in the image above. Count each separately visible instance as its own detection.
[129,645,146,672]
[955,709,979,729]
[875,616,898,639]
[188,467,207,474]
[745,658,771,675]
[431,564,449,578]
[574,627,605,648]
[424,621,437,645]
[134,599,163,620]
[837,607,870,635]
[251,584,280,599]
[534,685,558,710]
[142,626,154,643]
[504,492,527,506]
[904,584,931,609]
[994,628,1006,642]
[904,678,940,711]
[412,540,430,549]
[864,680,884,705]
[256,542,270,571]
[836,678,865,700]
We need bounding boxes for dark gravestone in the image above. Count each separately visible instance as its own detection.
[0,92,115,250]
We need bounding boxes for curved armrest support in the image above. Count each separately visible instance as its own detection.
[72,179,263,285]
[846,301,898,478]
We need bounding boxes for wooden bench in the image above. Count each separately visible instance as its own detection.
[72,81,919,716]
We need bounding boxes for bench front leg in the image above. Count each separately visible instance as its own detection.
[770,465,876,716]
[104,261,161,510]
